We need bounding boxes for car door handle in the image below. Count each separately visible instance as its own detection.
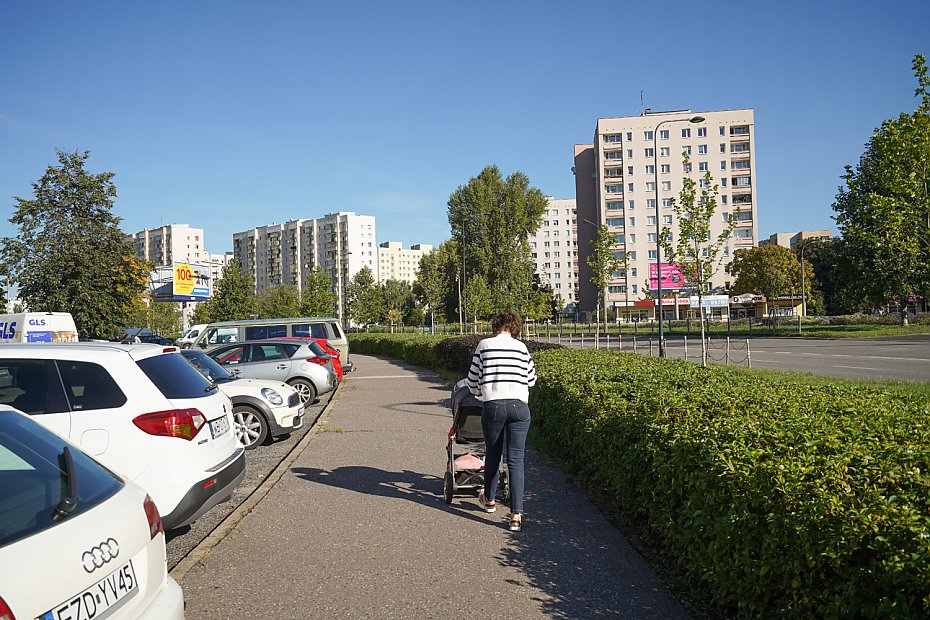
[276,364,288,369]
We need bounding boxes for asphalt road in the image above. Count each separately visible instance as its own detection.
[537,333,930,383]
[165,391,334,570]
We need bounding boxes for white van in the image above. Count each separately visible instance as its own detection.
[176,323,208,348]
[0,312,78,343]
[192,317,352,371]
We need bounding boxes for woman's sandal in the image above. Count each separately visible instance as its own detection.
[478,489,496,513]
[509,514,522,532]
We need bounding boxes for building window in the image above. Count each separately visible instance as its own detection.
[698,144,708,154]
[628,200,635,210]
[721,195,728,204]
[661,181,671,191]
[732,160,751,170]
[697,127,707,137]
[699,162,708,171]
[606,184,623,193]
[681,128,691,138]
[629,217,635,226]
[721,178,727,187]
[662,198,672,207]
[627,183,635,192]
[647,215,657,226]
[733,176,751,186]
[626,132,633,141]
[645,182,655,191]
[660,130,669,139]
[719,126,726,136]
[663,215,672,224]
[627,166,634,175]
[607,218,624,227]
[645,165,655,174]
[604,134,622,143]
[605,151,622,160]
[648,250,657,259]
[699,179,709,188]
[606,201,623,210]
[644,131,653,140]
[606,168,622,177]
[645,148,654,157]
[613,234,625,244]
[646,198,657,208]
[661,164,670,173]
[629,234,636,243]
[660,147,670,157]
[627,149,634,158]
[721,160,727,170]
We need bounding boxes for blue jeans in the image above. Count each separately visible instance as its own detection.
[481,399,531,514]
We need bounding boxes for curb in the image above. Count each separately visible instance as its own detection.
[170,384,344,581]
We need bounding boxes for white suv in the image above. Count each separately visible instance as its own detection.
[0,342,245,530]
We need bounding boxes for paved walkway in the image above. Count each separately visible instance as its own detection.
[178,354,688,619]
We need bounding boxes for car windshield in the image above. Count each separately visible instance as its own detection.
[180,350,234,383]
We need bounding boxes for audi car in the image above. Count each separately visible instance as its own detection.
[0,406,185,619]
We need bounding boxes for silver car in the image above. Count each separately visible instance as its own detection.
[207,340,336,404]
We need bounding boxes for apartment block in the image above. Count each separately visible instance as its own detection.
[377,242,433,284]
[760,230,832,249]
[127,224,207,267]
[232,212,377,321]
[574,108,758,315]
[528,198,579,311]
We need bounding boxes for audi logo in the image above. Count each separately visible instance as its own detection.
[81,538,120,573]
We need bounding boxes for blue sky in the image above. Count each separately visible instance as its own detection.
[1,1,927,255]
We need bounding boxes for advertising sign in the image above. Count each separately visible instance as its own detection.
[689,295,730,309]
[648,262,685,291]
[151,263,211,302]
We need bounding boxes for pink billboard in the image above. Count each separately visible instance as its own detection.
[649,262,685,291]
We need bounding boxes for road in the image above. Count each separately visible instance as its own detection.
[535,333,930,383]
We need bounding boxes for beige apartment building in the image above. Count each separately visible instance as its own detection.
[528,198,579,312]
[574,108,758,317]
[128,224,208,266]
[761,230,832,249]
[377,242,433,284]
[232,212,377,321]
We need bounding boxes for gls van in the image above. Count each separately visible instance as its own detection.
[0,312,78,343]
[192,317,352,372]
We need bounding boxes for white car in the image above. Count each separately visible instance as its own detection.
[181,349,305,449]
[0,406,185,619]
[0,342,245,530]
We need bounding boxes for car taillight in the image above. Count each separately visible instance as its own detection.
[0,596,15,620]
[133,408,206,440]
[143,494,164,539]
[307,357,328,366]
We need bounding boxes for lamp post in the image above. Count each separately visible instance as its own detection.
[799,242,807,318]
[653,115,705,358]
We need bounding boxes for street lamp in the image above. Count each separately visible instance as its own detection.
[799,243,807,317]
[653,115,704,358]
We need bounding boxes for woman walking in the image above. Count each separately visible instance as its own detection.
[466,311,536,532]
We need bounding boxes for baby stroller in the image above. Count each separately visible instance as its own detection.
[443,379,508,505]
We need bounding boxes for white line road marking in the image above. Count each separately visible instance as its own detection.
[755,351,930,362]
[352,375,430,379]
[833,365,885,371]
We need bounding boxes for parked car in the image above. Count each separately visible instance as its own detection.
[0,406,185,619]
[267,336,344,382]
[175,323,207,348]
[0,342,245,530]
[180,349,304,449]
[118,328,173,345]
[206,340,337,404]
[192,317,352,372]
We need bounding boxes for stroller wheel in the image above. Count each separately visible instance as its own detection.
[443,471,454,504]
[500,469,510,502]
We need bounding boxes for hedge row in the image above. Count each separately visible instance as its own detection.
[347,333,445,369]
[530,349,930,617]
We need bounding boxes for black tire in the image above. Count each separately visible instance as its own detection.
[232,405,269,450]
[443,471,454,504]
[500,469,510,502]
[288,378,318,405]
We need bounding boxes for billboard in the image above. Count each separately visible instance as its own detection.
[151,262,211,302]
[648,262,685,291]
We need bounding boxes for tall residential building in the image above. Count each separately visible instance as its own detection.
[377,242,433,284]
[760,230,832,249]
[574,108,758,315]
[127,224,207,266]
[232,212,377,321]
[528,198,579,311]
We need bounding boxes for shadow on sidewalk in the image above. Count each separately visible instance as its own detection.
[291,465,490,525]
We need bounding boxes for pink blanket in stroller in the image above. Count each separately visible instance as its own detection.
[454,453,484,470]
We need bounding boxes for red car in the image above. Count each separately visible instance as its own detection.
[263,336,343,382]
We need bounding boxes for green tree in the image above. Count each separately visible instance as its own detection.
[729,245,814,310]
[347,266,382,325]
[414,243,454,331]
[382,279,414,329]
[210,259,257,321]
[191,300,215,325]
[464,276,494,328]
[129,300,183,336]
[834,54,930,325]
[257,285,300,318]
[447,165,547,313]
[300,268,336,317]
[0,150,150,339]
[661,152,735,365]
[587,224,626,340]
[794,238,860,315]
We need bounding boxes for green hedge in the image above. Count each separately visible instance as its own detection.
[348,333,445,370]
[530,349,930,617]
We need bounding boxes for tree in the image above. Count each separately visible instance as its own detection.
[128,299,183,336]
[382,279,415,329]
[834,55,930,325]
[729,245,814,311]
[346,266,382,325]
[464,276,494,328]
[257,285,300,318]
[447,165,547,313]
[414,244,453,331]
[0,150,150,339]
[794,238,860,315]
[191,300,215,325]
[587,224,626,340]
[661,152,735,366]
[300,268,336,317]
[210,259,257,321]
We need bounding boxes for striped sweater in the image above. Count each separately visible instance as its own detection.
[466,333,537,403]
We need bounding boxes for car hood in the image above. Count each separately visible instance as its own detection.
[216,377,297,399]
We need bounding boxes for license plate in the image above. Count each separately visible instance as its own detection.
[42,559,138,620]
[209,415,230,438]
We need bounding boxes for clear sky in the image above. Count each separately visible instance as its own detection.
[1,1,927,255]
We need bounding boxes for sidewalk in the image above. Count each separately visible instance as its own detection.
[177,354,688,619]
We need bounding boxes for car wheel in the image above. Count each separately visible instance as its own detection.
[288,378,317,404]
[232,405,269,450]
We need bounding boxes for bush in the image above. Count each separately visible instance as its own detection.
[530,349,930,617]
[435,335,564,375]
[348,333,444,369]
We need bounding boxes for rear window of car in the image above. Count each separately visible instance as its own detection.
[0,410,123,548]
[245,325,287,340]
[136,353,215,399]
[293,323,328,339]
[307,342,328,357]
